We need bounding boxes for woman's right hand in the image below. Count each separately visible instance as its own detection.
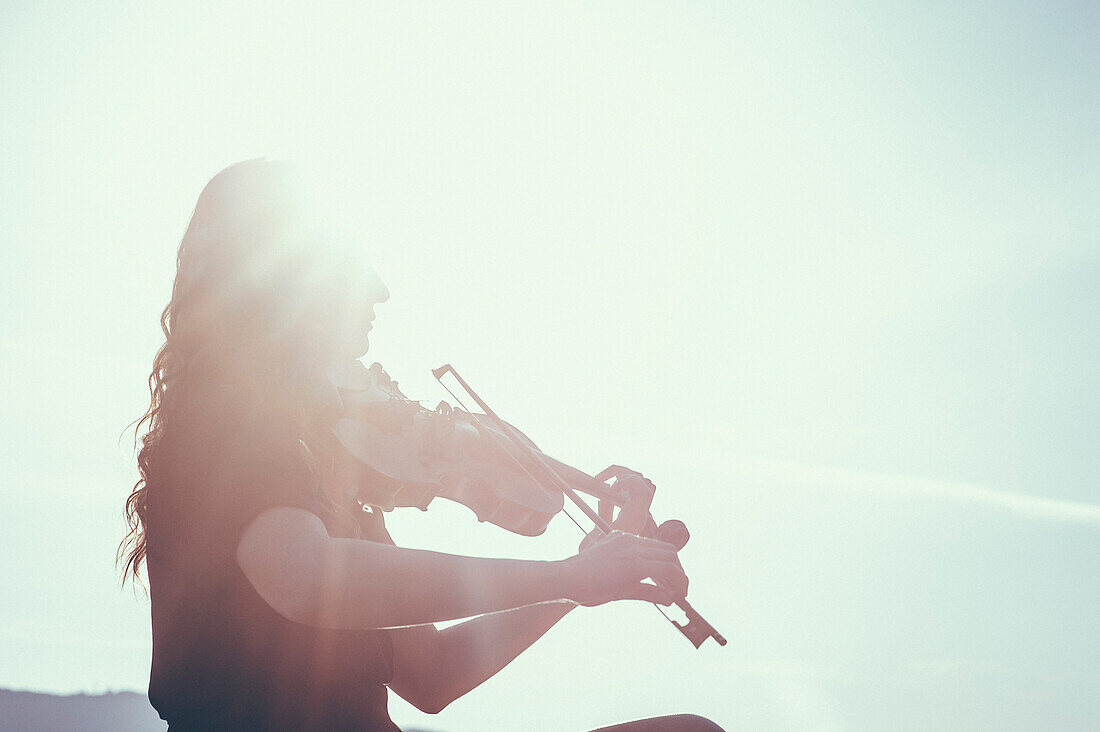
[561,530,688,607]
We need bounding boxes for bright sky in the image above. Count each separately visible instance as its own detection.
[2,2,1098,729]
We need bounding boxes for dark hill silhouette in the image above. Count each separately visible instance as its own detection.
[0,689,165,732]
[0,689,440,731]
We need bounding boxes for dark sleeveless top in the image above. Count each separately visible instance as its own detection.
[145,382,401,731]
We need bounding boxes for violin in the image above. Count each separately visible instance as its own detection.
[325,360,727,649]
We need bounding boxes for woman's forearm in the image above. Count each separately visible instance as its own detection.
[432,601,576,709]
[305,536,574,629]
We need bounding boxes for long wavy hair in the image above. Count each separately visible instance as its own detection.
[119,159,366,587]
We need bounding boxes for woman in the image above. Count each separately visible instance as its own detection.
[120,159,722,731]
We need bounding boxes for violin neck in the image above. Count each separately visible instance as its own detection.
[535,453,624,506]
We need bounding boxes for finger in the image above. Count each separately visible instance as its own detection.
[613,473,653,490]
[618,540,681,570]
[619,582,674,606]
[614,532,683,564]
[656,519,690,550]
[633,545,680,568]
[578,529,602,553]
[617,475,656,501]
[643,559,689,599]
[630,534,682,554]
[611,512,652,537]
[594,464,643,483]
[612,531,676,557]
[597,497,614,525]
[612,495,654,534]
[616,481,656,523]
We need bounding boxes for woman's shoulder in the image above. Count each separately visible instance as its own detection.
[157,380,317,528]
[166,379,303,486]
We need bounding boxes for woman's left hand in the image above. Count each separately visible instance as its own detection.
[579,466,657,551]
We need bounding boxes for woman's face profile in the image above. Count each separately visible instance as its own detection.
[321,242,389,361]
[347,257,389,359]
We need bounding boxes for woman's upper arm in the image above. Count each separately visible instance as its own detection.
[236,505,331,624]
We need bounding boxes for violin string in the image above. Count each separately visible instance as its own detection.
[435,379,590,538]
[560,505,587,534]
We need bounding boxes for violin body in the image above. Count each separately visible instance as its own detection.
[327,361,563,535]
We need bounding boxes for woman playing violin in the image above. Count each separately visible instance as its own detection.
[119,159,723,732]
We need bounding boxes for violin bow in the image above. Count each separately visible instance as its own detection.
[432,364,727,649]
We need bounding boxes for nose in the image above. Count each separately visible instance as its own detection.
[365,264,389,305]
[374,279,390,304]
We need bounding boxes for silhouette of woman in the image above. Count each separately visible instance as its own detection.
[119,159,723,732]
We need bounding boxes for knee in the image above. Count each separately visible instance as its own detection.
[668,714,724,732]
